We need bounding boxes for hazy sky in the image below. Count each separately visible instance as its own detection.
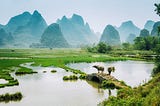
[0,0,159,32]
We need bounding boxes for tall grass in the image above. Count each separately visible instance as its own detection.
[0,92,22,103]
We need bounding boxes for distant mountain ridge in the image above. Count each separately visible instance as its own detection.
[2,10,47,47]
[144,20,155,33]
[0,28,14,47]
[117,21,140,42]
[5,12,32,33]
[57,14,98,47]
[41,23,69,48]
[0,10,158,48]
[126,33,136,44]
[100,25,121,45]
[151,21,160,36]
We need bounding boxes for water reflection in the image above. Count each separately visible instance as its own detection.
[0,61,154,106]
[0,63,115,106]
[67,61,154,87]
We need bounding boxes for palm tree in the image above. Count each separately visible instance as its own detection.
[158,26,160,36]
[155,3,160,36]
[154,3,160,16]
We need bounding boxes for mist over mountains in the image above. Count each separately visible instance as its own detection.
[100,25,121,45]
[57,14,98,47]
[0,10,158,48]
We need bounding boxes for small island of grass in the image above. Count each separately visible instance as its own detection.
[63,75,78,80]
[15,67,38,75]
[0,71,19,88]
[0,92,23,103]
[51,70,57,73]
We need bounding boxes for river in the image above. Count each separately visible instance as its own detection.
[0,61,154,106]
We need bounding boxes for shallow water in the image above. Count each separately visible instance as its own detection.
[67,60,154,87]
[0,79,8,84]
[0,61,154,106]
[0,63,116,106]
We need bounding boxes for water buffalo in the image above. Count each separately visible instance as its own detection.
[93,65,104,73]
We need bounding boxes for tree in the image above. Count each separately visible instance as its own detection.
[122,43,133,50]
[158,26,160,36]
[154,3,160,16]
[134,36,160,50]
[97,42,107,53]
[152,44,160,76]
[134,37,145,50]
[152,3,160,76]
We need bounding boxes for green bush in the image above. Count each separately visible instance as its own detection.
[15,67,37,75]
[87,42,112,53]
[101,80,115,89]
[63,75,78,80]
[79,74,86,79]
[51,70,57,73]
[0,92,23,103]
[152,65,160,76]
[63,76,69,80]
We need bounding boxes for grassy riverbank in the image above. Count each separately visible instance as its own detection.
[99,73,160,106]
[0,49,153,85]
[0,48,130,76]
[0,48,156,104]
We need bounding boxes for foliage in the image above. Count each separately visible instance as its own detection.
[79,74,86,79]
[15,66,37,75]
[152,44,160,76]
[134,36,160,50]
[154,3,160,16]
[0,92,22,103]
[101,80,115,89]
[97,42,108,53]
[63,75,78,80]
[100,73,160,106]
[51,70,57,73]
[87,42,112,53]
[0,71,19,88]
[122,43,133,50]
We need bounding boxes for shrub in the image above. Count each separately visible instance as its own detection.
[63,76,69,80]
[152,65,160,76]
[63,75,78,80]
[0,92,22,103]
[15,67,37,75]
[101,80,115,89]
[79,74,86,79]
[51,70,57,73]
[87,42,112,53]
